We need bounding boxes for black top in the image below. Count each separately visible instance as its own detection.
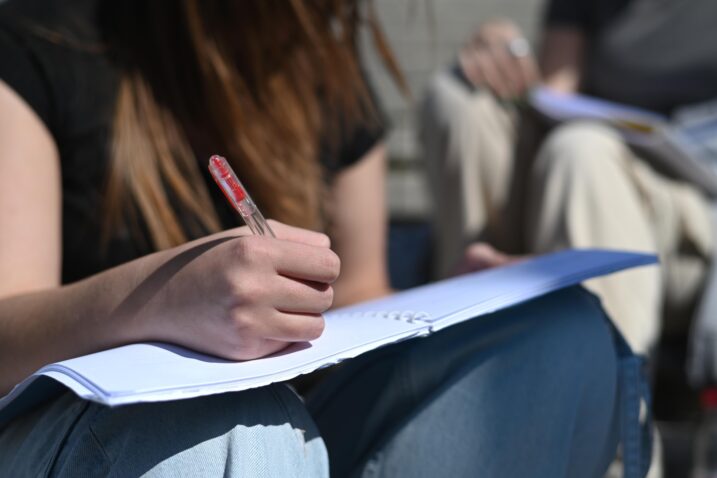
[545,0,717,114]
[545,0,631,34]
[0,0,384,284]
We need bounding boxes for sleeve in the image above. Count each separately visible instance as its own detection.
[543,0,592,30]
[0,20,56,136]
[321,72,387,175]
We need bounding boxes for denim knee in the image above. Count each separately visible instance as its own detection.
[47,384,328,477]
[311,286,621,478]
[530,287,621,475]
[526,287,619,407]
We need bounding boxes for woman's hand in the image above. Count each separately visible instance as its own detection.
[137,220,340,361]
[458,19,539,99]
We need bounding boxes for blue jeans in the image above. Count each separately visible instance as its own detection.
[311,286,629,478]
[0,384,328,477]
[0,287,646,477]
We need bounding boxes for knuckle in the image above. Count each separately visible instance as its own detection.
[228,308,254,332]
[234,236,268,264]
[232,237,253,263]
[222,311,275,360]
[229,279,258,303]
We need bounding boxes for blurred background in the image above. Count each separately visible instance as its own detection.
[363,2,704,477]
[362,1,543,291]
[363,0,541,222]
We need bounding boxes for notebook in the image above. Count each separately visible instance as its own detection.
[0,249,657,426]
[529,86,668,139]
[529,86,717,198]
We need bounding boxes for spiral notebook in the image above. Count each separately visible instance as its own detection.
[529,86,717,198]
[0,249,657,426]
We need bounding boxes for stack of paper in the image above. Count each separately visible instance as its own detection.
[0,249,657,427]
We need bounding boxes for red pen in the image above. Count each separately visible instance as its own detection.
[208,155,276,237]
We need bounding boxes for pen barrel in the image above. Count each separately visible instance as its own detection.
[208,155,275,237]
[244,211,275,237]
[238,198,275,237]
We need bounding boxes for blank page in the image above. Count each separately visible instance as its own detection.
[331,249,657,332]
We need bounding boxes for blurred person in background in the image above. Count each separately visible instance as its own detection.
[422,0,716,363]
[0,0,634,476]
[421,2,717,475]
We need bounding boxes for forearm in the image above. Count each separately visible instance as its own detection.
[0,225,337,395]
[328,143,392,308]
[0,247,172,394]
[539,27,586,93]
[333,274,392,308]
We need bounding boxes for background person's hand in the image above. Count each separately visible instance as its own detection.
[138,220,340,361]
[454,242,523,276]
[458,19,539,99]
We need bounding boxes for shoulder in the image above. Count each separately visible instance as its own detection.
[321,71,387,175]
[0,0,116,144]
[0,0,101,41]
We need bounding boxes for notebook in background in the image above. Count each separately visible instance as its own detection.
[529,86,717,198]
[529,86,667,139]
[0,249,657,427]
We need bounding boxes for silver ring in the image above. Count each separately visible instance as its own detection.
[506,37,531,58]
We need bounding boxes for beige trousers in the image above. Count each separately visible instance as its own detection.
[420,71,713,355]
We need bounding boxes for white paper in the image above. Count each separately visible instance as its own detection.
[529,86,666,126]
[332,249,657,331]
[18,311,425,406]
[0,248,657,417]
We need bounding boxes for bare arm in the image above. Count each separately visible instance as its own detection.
[539,27,587,93]
[0,81,339,394]
[329,143,392,307]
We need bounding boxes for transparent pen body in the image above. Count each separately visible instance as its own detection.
[208,156,276,237]
[236,197,275,237]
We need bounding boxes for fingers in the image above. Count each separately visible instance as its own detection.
[270,239,341,284]
[226,225,339,282]
[221,338,294,362]
[458,47,485,87]
[261,311,325,343]
[486,43,524,97]
[221,312,324,361]
[460,20,538,99]
[505,37,539,93]
[225,234,339,300]
[266,219,331,248]
[273,275,334,313]
[453,242,515,275]
[461,43,529,98]
[464,242,513,267]
[516,53,540,90]
[470,48,510,98]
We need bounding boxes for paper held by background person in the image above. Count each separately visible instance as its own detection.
[0,249,657,427]
[530,86,717,198]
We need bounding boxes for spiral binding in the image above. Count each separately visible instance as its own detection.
[339,310,432,324]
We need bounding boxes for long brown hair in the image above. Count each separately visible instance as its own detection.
[100,0,405,250]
